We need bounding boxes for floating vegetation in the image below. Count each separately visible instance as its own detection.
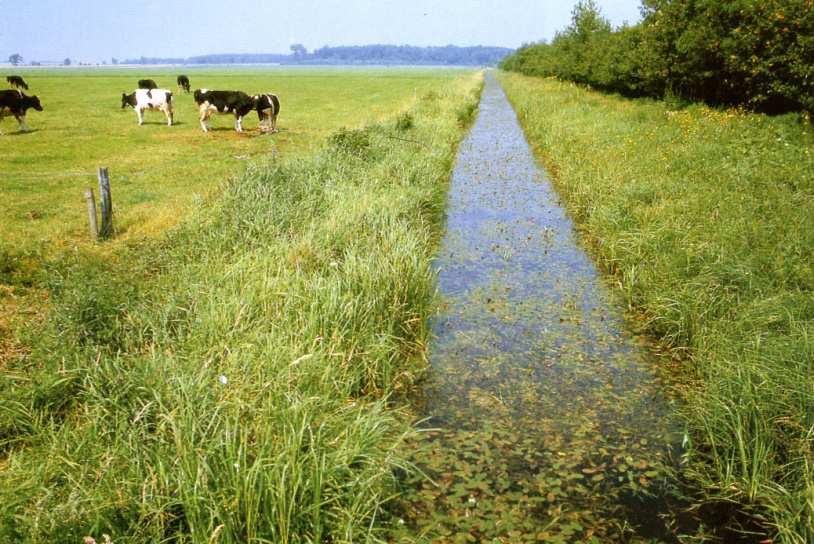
[389,75,685,542]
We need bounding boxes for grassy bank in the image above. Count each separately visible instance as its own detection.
[498,72,813,542]
[0,67,466,374]
[0,71,483,543]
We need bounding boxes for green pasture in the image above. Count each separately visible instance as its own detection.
[499,71,814,542]
[0,71,483,542]
[1,67,463,251]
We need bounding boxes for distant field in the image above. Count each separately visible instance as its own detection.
[0,67,465,252]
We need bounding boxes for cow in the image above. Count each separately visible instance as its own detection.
[254,93,280,133]
[177,75,190,93]
[6,75,29,91]
[121,89,173,126]
[193,89,255,133]
[138,79,158,90]
[0,89,42,133]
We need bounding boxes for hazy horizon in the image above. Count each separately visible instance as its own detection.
[2,0,641,64]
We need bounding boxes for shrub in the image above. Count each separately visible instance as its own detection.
[501,0,814,114]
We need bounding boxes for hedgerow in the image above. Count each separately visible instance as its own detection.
[501,0,814,113]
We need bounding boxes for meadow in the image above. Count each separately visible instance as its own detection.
[0,67,468,362]
[0,67,482,542]
[498,71,814,542]
[1,66,463,257]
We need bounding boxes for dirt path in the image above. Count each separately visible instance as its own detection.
[392,74,684,543]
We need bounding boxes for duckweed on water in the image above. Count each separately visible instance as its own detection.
[388,74,684,543]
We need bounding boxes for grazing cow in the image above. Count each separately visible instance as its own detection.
[121,89,173,126]
[6,75,29,91]
[138,79,158,90]
[177,75,190,93]
[0,89,42,133]
[193,89,255,132]
[254,93,280,133]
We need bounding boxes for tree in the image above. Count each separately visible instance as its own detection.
[8,53,23,66]
[290,44,307,58]
[111,58,118,65]
[63,58,72,66]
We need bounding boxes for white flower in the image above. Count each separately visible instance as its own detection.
[233,462,240,470]
[329,261,339,267]
[219,375,228,385]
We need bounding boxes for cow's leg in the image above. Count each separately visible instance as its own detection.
[15,114,29,132]
[137,107,145,126]
[164,105,173,126]
[271,112,278,132]
[235,115,243,133]
[199,107,209,133]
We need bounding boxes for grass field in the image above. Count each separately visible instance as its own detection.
[498,71,814,542]
[1,67,464,254]
[0,69,483,542]
[0,67,468,364]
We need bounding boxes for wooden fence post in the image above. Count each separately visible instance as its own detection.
[98,167,113,239]
[84,188,98,240]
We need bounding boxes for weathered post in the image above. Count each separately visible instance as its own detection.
[97,167,113,239]
[84,188,98,240]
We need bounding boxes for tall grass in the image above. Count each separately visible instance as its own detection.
[0,73,483,543]
[498,71,814,542]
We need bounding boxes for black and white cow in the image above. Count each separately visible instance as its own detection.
[138,79,158,90]
[177,75,190,93]
[6,75,29,91]
[0,89,42,133]
[254,93,280,133]
[121,89,173,126]
[193,89,255,132]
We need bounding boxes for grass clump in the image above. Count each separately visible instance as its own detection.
[327,126,375,159]
[394,112,414,132]
[0,72,483,543]
[498,71,814,542]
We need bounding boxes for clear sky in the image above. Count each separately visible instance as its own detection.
[2,0,642,63]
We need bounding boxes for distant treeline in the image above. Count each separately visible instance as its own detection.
[501,0,814,113]
[124,45,513,67]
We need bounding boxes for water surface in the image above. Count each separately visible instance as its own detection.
[392,74,683,543]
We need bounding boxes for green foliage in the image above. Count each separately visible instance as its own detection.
[500,71,814,542]
[328,126,374,158]
[0,73,484,542]
[394,112,414,132]
[501,0,814,113]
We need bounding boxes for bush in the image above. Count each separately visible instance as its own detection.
[501,0,814,114]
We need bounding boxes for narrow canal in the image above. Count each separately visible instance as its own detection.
[391,74,684,543]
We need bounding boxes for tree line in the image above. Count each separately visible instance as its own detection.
[501,0,814,114]
[122,44,513,67]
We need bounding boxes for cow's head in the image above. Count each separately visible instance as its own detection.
[27,95,43,111]
[193,89,205,103]
[121,92,135,109]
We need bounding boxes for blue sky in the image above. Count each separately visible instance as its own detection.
[2,0,642,63]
